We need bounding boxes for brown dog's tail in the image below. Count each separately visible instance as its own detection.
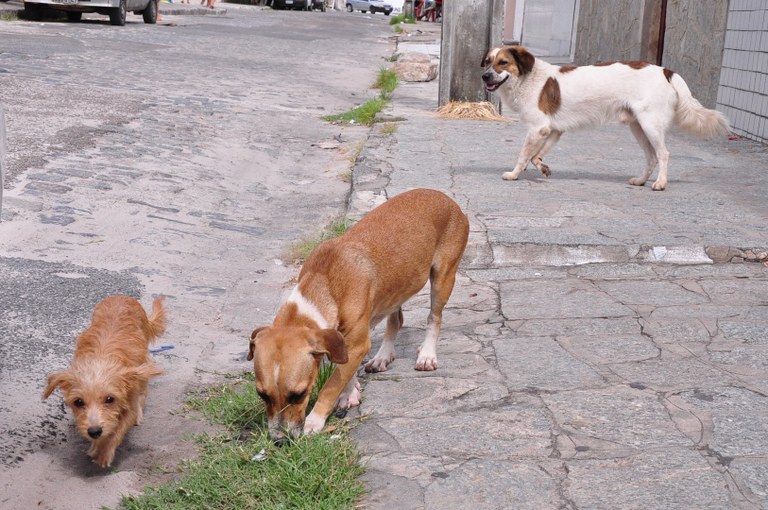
[144,296,167,344]
[670,73,730,138]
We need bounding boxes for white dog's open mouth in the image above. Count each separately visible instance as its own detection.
[484,74,509,92]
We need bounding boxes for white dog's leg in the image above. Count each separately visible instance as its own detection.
[503,126,551,181]
[531,130,562,177]
[364,309,402,372]
[634,116,670,191]
[628,121,658,187]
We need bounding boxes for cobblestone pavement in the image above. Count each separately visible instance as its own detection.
[346,26,768,510]
[0,7,395,509]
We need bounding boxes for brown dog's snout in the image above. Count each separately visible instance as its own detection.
[87,426,103,439]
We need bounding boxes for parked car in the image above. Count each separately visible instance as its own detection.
[346,0,392,15]
[272,0,324,10]
[23,0,157,25]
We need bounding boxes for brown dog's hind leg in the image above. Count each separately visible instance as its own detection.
[364,308,403,373]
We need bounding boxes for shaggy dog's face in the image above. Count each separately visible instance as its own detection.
[481,46,536,91]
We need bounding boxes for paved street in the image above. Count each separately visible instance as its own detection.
[1,5,768,510]
[0,6,395,509]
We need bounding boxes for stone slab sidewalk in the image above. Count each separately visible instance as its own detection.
[348,24,768,510]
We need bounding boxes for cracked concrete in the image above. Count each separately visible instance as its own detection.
[348,23,768,510]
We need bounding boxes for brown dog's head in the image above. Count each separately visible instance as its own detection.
[43,359,162,445]
[481,46,536,91]
[248,326,346,443]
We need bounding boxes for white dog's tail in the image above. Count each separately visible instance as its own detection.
[670,73,729,138]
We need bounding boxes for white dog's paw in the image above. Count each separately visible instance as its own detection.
[502,172,519,181]
[303,411,327,435]
[415,346,438,371]
[364,353,394,373]
[651,180,666,191]
[335,379,362,409]
[628,177,646,186]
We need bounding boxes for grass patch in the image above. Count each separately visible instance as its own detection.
[380,123,398,136]
[0,11,19,21]
[323,68,399,127]
[118,366,364,510]
[322,96,387,126]
[372,68,398,96]
[389,12,415,24]
[288,216,353,264]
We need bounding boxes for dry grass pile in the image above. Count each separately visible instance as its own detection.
[436,101,505,121]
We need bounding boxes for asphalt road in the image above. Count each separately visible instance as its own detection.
[0,6,394,509]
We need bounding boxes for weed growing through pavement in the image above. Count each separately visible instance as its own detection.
[288,216,353,265]
[322,69,399,126]
[117,368,364,509]
[389,12,415,25]
[380,123,398,136]
[0,11,18,21]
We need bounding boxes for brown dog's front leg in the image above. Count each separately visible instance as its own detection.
[303,331,370,435]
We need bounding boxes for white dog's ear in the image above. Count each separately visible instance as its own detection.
[311,329,348,364]
[248,327,268,361]
[508,46,535,75]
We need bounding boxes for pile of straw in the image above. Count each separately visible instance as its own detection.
[436,101,505,121]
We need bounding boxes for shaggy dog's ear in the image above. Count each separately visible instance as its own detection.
[124,363,163,383]
[43,371,72,399]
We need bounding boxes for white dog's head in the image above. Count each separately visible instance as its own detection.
[481,46,536,91]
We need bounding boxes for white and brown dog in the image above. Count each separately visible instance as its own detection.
[481,46,730,190]
[248,188,469,443]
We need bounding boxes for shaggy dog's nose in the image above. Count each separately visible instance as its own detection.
[482,72,493,83]
[87,426,103,439]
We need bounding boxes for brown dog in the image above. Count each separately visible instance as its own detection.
[248,189,469,442]
[44,295,166,468]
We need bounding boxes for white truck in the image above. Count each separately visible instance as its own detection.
[23,0,158,25]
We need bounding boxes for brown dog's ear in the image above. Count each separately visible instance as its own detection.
[312,329,348,364]
[43,371,71,399]
[247,327,268,361]
[510,46,535,75]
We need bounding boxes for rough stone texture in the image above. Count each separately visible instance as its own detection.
[393,61,438,82]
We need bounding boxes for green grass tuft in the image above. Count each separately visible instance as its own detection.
[322,96,387,126]
[0,11,19,21]
[372,68,398,96]
[119,432,365,510]
[389,12,415,24]
[289,216,353,264]
[117,365,364,510]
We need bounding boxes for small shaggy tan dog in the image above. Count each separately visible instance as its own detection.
[44,295,166,468]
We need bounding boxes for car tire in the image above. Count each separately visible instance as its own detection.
[23,2,44,20]
[345,3,352,12]
[384,10,390,15]
[109,0,126,25]
[142,0,157,23]
[65,10,82,20]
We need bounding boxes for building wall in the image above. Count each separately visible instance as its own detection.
[572,0,649,64]
[716,0,768,143]
[661,0,729,109]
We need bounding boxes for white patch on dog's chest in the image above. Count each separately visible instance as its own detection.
[286,286,330,329]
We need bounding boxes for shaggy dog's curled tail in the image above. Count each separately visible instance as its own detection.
[144,296,167,344]
[670,73,730,138]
